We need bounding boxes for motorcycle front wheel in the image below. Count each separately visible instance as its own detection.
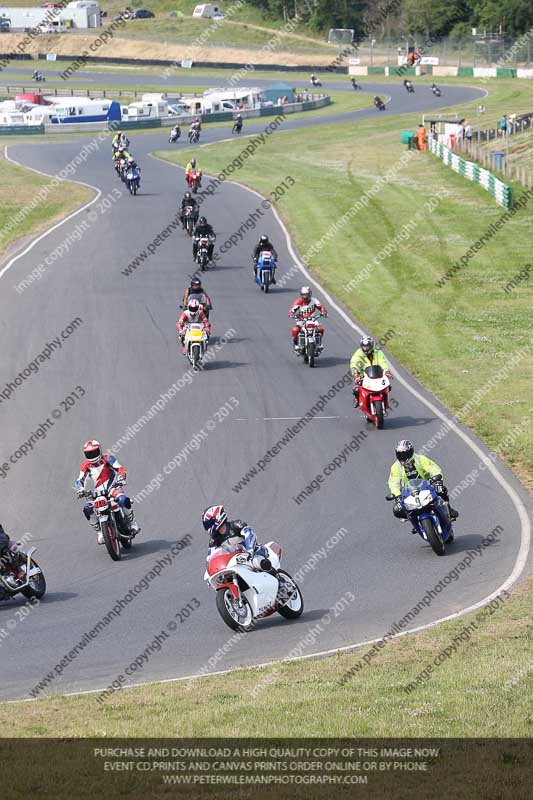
[191,343,201,369]
[276,571,304,619]
[21,559,46,600]
[101,518,121,561]
[308,341,315,368]
[116,512,132,550]
[216,588,254,632]
[420,516,445,556]
[374,399,384,429]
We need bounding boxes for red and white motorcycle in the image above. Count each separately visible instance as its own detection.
[205,541,304,631]
[357,365,391,429]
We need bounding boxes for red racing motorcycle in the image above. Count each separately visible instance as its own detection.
[357,365,391,429]
[187,168,202,193]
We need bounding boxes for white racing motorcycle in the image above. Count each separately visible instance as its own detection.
[205,541,304,631]
[183,322,208,369]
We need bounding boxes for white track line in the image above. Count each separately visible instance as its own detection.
[0,146,102,282]
[12,117,532,701]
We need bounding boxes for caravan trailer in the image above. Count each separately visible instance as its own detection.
[25,97,121,123]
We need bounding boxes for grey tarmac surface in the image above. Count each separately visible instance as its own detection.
[0,74,529,701]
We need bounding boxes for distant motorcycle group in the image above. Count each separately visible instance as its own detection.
[403,79,442,97]
[362,78,443,111]
[169,118,203,145]
[169,114,244,146]
[111,131,141,195]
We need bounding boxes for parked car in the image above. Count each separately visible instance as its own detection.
[0,18,10,32]
[131,8,154,18]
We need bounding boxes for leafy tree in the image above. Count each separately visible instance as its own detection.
[467,0,533,36]
[402,0,467,37]
[238,0,533,37]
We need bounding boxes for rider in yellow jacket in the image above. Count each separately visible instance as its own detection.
[350,336,391,408]
[113,147,130,163]
[388,440,459,531]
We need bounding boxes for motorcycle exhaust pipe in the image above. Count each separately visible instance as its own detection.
[0,547,40,593]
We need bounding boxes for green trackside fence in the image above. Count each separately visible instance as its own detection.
[115,118,162,130]
[428,137,513,208]
[0,124,45,135]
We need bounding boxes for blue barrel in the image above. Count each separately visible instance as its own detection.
[491,151,505,170]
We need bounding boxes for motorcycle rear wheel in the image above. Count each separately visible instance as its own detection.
[20,559,46,600]
[276,571,304,619]
[420,516,445,556]
[101,518,121,561]
[216,588,254,631]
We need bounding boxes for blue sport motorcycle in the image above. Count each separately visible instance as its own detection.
[387,477,454,556]
[254,250,276,293]
[126,167,140,196]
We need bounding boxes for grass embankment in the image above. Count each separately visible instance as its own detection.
[0,0,337,66]
[481,128,533,168]
[2,576,532,736]
[0,149,91,259]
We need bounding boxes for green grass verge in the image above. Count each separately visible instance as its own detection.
[3,576,532,736]
[0,149,91,257]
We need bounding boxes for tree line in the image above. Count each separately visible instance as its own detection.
[246,1,533,40]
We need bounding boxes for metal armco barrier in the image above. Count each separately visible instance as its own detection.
[428,137,513,208]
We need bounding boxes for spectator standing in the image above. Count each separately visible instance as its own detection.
[501,114,508,136]
[416,123,427,150]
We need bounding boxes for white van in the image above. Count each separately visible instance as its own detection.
[66,1,100,8]
[39,21,67,33]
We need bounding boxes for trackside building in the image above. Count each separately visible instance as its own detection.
[0,3,100,29]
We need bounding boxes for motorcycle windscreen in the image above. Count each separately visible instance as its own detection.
[365,365,384,379]
[401,477,429,494]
